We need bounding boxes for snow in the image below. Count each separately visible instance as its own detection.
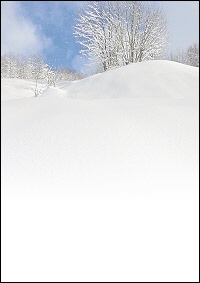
[1,60,199,282]
[1,78,47,101]
[63,60,198,100]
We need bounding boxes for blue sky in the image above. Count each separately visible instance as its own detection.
[1,1,199,74]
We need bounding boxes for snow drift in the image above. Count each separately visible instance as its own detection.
[61,60,198,100]
[1,60,199,282]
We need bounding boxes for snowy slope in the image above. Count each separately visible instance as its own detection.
[1,78,47,101]
[61,60,198,100]
[1,61,199,282]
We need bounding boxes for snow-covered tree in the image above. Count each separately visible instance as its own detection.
[135,4,167,62]
[47,67,57,87]
[185,43,199,67]
[1,53,18,78]
[168,43,199,67]
[29,56,48,96]
[74,1,111,71]
[1,53,83,92]
[1,55,9,78]
[74,1,167,71]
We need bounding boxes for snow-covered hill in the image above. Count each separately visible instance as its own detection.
[1,61,199,282]
[62,60,198,100]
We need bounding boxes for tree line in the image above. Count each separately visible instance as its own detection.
[1,53,83,82]
[168,43,199,67]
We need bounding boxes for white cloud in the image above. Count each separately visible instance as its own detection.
[1,1,52,56]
